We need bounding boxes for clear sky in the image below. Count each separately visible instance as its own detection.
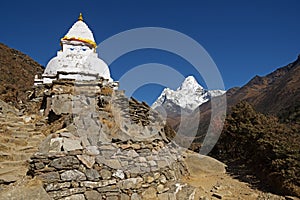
[1,0,299,104]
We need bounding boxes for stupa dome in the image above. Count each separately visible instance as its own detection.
[61,13,96,48]
[38,13,113,84]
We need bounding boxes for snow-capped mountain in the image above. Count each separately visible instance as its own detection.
[151,76,226,113]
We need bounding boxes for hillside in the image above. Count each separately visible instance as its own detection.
[183,55,300,138]
[227,55,300,123]
[0,44,295,199]
[210,102,300,197]
[0,43,44,108]
[183,56,300,197]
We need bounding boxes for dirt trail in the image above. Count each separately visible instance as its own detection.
[182,152,296,200]
[0,111,46,188]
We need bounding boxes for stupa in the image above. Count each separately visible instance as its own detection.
[27,14,202,200]
[35,13,113,85]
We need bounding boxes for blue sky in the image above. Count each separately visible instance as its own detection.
[1,0,299,104]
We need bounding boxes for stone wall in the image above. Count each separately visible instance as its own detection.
[27,79,194,199]
[28,132,188,200]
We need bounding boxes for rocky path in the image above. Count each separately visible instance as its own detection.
[182,153,297,200]
[0,102,298,199]
[0,112,45,188]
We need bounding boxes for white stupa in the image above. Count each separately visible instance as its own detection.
[37,13,113,84]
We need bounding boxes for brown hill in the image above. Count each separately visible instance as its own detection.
[179,56,300,197]
[0,43,44,108]
[227,55,300,122]
[178,55,300,138]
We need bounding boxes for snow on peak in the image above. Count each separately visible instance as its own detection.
[152,76,225,112]
[178,76,204,91]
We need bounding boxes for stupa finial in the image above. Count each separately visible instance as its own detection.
[78,13,83,21]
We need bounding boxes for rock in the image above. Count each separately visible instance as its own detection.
[84,190,101,200]
[101,150,116,157]
[120,193,130,200]
[212,193,223,199]
[49,138,63,152]
[131,193,142,200]
[35,162,45,170]
[62,194,85,200]
[149,160,157,167]
[63,138,83,152]
[48,188,86,199]
[60,169,86,181]
[96,156,122,169]
[77,154,95,168]
[126,149,139,158]
[50,94,73,115]
[100,168,112,180]
[81,181,104,188]
[0,178,51,200]
[146,176,155,183]
[120,177,143,189]
[97,185,120,193]
[157,160,168,168]
[113,169,125,179]
[45,182,71,192]
[157,184,165,193]
[81,180,117,188]
[85,168,100,181]
[159,175,167,184]
[184,152,226,175]
[285,196,299,200]
[141,187,157,199]
[38,134,53,154]
[98,143,116,151]
[138,157,147,162]
[153,172,160,180]
[60,132,75,138]
[175,184,198,200]
[107,196,119,200]
[38,171,60,182]
[157,193,169,200]
[85,146,100,156]
[50,156,80,169]
[23,116,32,123]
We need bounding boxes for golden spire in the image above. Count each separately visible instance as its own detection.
[78,13,83,21]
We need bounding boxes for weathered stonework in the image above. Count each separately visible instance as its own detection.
[27,78,196,199]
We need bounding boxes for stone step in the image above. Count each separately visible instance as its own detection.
[0,117,19,121]
[0,143,11,152]
[14,146,36,152]
[11,132,32,139]
[0,152,11,161]
[6,126,21,131]
[0,166,27,184]
[5,138,28,146]
[28,131,42,136]
[29,135,45,142]
[0,160,27,168]
[0,152,30,162]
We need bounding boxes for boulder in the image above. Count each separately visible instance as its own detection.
[183,151,226,175]
[0,178,51,200]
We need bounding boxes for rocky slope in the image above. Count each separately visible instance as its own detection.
[172,55,300,137]
[0,43,44,108]
[183,55,300,197]
[0,44,296,199]
[226,55,300,122]
[0,99,46,187]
